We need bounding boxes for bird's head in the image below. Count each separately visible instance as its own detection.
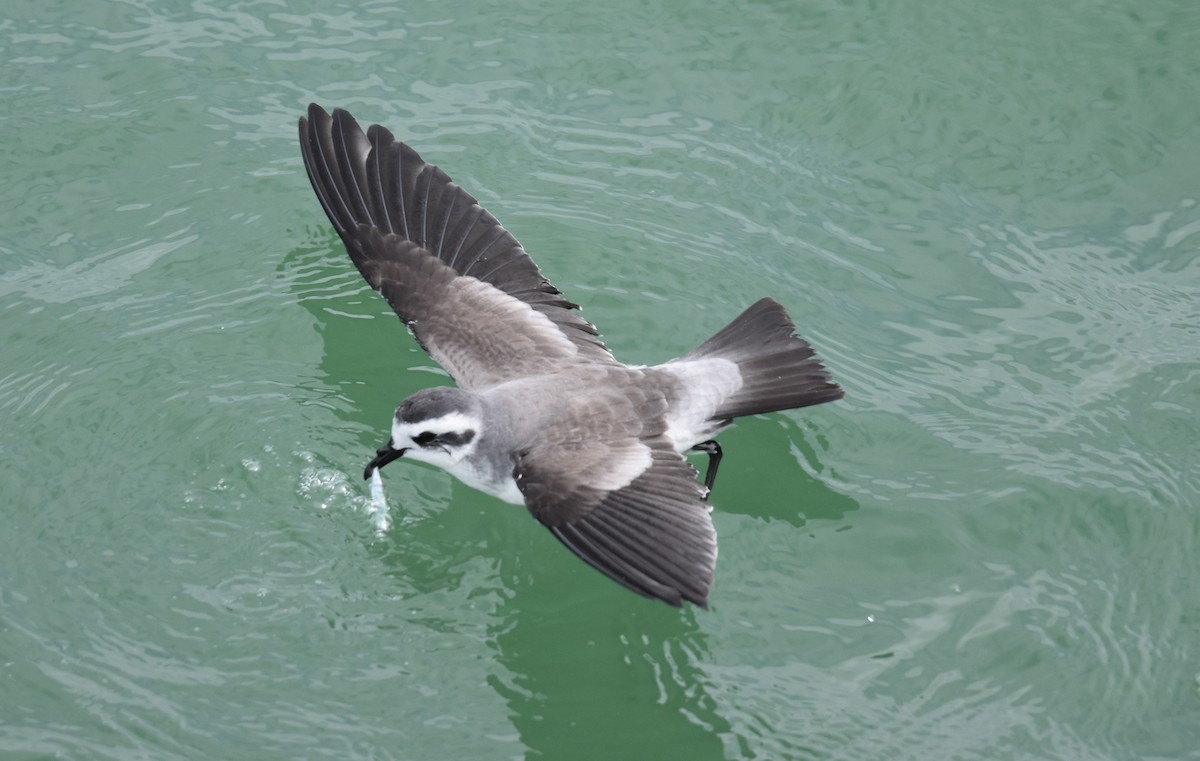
[363,386,482,479]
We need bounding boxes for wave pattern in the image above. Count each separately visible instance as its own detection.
[3,1,1199,760]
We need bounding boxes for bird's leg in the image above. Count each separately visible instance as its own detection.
[690,440,723,494]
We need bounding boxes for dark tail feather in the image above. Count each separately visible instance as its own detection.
[684,297,843,419]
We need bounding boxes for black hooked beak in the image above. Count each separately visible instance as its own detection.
[363,440,405,480]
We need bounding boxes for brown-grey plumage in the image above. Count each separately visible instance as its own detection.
[298,104,844,608]
[299,105,613,383]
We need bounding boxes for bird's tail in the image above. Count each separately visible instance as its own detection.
[682,297,843,420]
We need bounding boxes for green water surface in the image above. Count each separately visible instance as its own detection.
[2,2,1198,759]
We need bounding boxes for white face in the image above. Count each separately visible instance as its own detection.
[390,411,480,469]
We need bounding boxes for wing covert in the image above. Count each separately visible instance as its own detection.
[299,104,615,374]
[351,229,590,386]
[517,439,717,608]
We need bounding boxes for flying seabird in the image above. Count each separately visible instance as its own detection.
[298,104,843,608]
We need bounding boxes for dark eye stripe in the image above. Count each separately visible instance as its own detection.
[412,429,475,447]
[438,430,475,447]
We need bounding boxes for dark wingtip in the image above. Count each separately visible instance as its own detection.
[301,103,325,131]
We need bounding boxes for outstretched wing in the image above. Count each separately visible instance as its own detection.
[519,442,717,608]
[513,382,717,607]
[298,104,615,387]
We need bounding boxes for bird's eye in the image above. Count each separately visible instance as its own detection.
[413,431,436,446]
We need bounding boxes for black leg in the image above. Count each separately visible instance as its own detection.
[690,440,723,494]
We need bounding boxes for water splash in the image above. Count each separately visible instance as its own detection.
[367,468,391,535]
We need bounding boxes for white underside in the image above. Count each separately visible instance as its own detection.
[440,439,652,506]
[444,458,526,505]
[658,357,743,450]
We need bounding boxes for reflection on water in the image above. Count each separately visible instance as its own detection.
[3,0,1200,759]
[819,196,1199,508]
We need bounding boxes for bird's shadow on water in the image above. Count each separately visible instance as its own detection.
[472,416,858,759]
[485,572,735,759]
[705,420,857,529]
[283,239,856,757]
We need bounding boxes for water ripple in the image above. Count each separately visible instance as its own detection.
[0,360,84,420]
[832,198,1200,506]
[0,232,196,304]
